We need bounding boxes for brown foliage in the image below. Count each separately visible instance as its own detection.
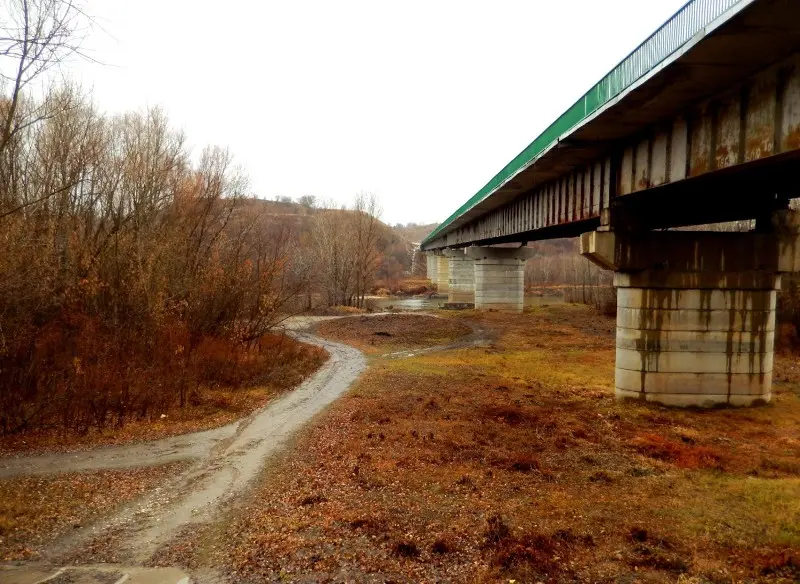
[0,309,325,437]
[0,92,317,437]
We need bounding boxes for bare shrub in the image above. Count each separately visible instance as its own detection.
[310,193,382,308]
[525,239,616,314]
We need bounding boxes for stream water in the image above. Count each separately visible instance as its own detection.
[370,294,564,311]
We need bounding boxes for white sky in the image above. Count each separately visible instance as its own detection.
[71,0,688,225]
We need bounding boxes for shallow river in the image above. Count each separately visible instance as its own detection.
[370,294,564,311]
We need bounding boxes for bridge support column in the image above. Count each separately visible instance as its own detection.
[435,255,450,293]
[466,246,534,312]
[444,249,475,303]
[581,211,800,407]
[425,253,438,284]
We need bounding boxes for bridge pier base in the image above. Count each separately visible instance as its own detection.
[444,249,475,303]
[581,212,800,407]
[466,247,533,312]
[613,270,778,407]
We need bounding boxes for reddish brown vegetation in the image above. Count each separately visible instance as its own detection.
[747,549,800,579]
[630,433,724,469]
[0,316,326,447]
[482,516,594,580]
[0,97,329,442]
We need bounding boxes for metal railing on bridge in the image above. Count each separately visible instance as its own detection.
[424,0,751,246]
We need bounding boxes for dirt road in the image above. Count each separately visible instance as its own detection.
[2,312,486,578]
[0,327,361,480]
[10,327,365,568]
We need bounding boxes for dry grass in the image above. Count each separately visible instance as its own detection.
[0,463,187,561]
[308,305,368,316]
[173,304,800,582]
[372,277,434,296]
[315,314,472,356]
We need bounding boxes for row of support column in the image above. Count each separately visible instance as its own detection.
[426,247,533,311]
[427,211,800,408]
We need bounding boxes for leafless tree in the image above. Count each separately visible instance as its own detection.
[351,192,382,308]
[298,194,316,209]
[311,203,355,306]
[309,193,382,308]
[0,0,94,223]
[1,0,91,153]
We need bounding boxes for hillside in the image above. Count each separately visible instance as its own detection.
[393,222,439,243]
[240,198,416,278]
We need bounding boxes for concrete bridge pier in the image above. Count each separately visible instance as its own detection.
[425,253,439,284]
[435,254,450,294]
[444,248,475,303]
[466,246,533,312]
[581,211,800,407]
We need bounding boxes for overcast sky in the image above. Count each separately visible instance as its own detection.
[72,0,688,225]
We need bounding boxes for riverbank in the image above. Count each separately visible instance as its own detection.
[175,304,800,583]
[369,293,565,312]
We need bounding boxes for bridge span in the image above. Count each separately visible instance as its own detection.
[421,0,800,408]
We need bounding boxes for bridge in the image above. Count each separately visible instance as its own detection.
[421,0,800,408]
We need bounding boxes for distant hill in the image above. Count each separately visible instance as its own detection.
[392,223,439,243]
[241,199,432,245]
[239,198,416,277]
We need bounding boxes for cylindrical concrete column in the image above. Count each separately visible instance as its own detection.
[445,249,475,303]
[614,271,778,407]
[435,255,450,293]
[466,246,533,312]
[425,253,438,283]
[580,215,800,408]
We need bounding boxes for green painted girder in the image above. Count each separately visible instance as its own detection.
[423,0,753,247]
